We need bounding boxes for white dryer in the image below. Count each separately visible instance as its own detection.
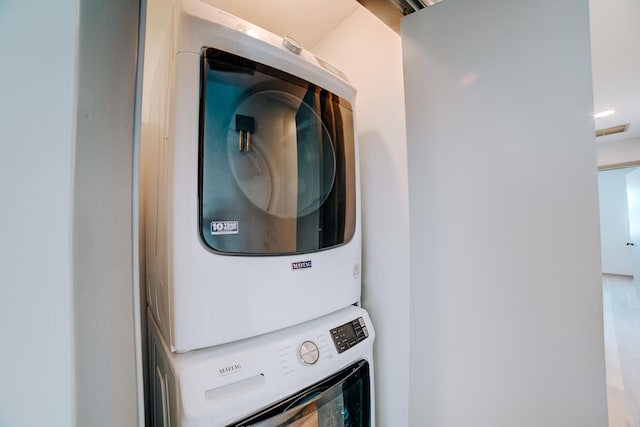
[143,0,361,352]
[148,305,375,426]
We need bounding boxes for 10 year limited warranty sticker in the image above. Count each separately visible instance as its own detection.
[210,221,239,235]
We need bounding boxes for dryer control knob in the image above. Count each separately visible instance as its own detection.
[283,36,303,55]
[299,341,320,365]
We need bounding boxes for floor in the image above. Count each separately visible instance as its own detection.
[603,275,640,427]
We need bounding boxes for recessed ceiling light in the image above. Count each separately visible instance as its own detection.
[594,109,615,118]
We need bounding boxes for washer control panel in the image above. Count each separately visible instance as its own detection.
[330,317,369,354]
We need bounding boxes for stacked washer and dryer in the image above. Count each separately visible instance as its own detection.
[143,1,374,425]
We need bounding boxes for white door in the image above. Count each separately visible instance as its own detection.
[598,169,634,275]
[625,168,640,281]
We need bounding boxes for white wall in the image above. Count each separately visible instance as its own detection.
[312,8,411,427]
[0,1,78,426]
[597,137,640,169]
[598,169,634,275]
[0,1,143,425]
[73,0,142,425]
[403,0,608,426]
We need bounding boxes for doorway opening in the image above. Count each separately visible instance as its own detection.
[597,166,640,427]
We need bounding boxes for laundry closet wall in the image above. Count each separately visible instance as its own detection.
[1,0,142,426]
[312,8,411,427]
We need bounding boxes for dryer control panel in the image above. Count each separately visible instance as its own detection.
[330,317,369,354]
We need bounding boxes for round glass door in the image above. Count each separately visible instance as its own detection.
[227,90,336,219]
[199,48,356,255]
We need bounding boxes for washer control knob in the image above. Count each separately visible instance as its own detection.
[299,341,320,365]
[283,36,303,55]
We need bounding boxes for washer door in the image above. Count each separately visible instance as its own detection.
[199,48,356,255]
[227,360,371,427]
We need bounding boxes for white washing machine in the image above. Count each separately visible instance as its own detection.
[148,305,375,426]
[143,0,361,352]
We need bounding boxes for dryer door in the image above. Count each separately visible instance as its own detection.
[228,360,371,427]
[199,48,356,255]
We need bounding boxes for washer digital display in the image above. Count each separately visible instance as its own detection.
[330,317,369,354]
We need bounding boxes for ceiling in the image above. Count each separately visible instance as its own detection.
[200,0,640,144]
[202,0,359,47]
[589,0,640,143]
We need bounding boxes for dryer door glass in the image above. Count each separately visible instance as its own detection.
[228,360,371,427]
[199,48,356,255]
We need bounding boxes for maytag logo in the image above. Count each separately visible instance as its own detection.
[291,260,312,270]
[218,363,242,377]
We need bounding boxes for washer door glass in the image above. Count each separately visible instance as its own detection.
[199,48,356,255]
[227,360,371,427]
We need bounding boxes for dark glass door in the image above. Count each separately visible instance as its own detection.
[199,48,356,255]
[228,360,371,427]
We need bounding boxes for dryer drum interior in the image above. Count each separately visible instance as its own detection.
[228,360,371,427]
[199,47,357,255]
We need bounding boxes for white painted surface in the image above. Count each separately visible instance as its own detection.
[1,0,144,425]
[598,169,634,275]
[73,0,142,425]
[597,136,640,168]
[0,1,77,426]
[625,169,640,281]
[402,0,608,425]
[312,7,410,427]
